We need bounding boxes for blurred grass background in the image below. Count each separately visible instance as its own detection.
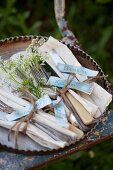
[0,0,113,169]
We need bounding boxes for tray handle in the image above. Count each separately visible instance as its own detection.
[54,0,80,46]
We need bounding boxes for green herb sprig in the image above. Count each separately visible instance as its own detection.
[0,48,48,99]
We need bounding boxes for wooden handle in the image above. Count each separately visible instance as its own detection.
[66,92,93,125]
[69,124,84,140]
[54,0,80,46]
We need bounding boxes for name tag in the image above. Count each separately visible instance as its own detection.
[35,94,52,109]
[53,97,68,128]
[6,104,33,121]
[48,76,93,95]
[6,95,52,121]
[57,63,98,77]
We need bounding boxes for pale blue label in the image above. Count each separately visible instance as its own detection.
[6,94,52,121]
[57,63,98,77]
[6,104,33,121]
[53,97,68,128]
[48,76,93,94]
[35,94,52,109]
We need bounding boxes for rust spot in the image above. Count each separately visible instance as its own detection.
[94,131,100,136]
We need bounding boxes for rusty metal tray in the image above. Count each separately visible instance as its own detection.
[0,0,113,169]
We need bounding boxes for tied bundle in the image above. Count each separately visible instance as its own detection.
[0,36,112,151]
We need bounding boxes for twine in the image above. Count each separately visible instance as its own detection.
[8,88,36,148]
[84,75,108,83]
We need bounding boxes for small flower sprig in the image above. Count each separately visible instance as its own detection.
[0,44,48,99]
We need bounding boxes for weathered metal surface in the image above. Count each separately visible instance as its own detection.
[0,110,113,170]
[54,0,80,46]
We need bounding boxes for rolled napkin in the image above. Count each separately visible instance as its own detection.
[0,119,67,149]
[0,88,29,110]
[38,110,84,140]
[34,114,77,142]
[91,82,112,113]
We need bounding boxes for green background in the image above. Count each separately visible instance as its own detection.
[0,0,113,169]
